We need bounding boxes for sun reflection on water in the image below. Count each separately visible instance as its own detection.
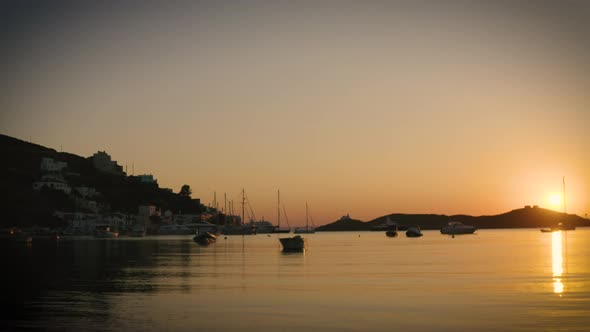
[552,231,564,295]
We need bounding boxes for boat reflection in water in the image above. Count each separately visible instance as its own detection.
[552,231,564,295]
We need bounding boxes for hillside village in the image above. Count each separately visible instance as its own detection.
[0,134,228,235]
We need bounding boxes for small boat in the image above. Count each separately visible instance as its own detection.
[279,235,306,251]
[541,178,576,233]
[193,231,217,245]
[385,226,398,237]
[540,222,575,233]
[406,226,423,237]
[95,225,119,238]
[441,221,477,235]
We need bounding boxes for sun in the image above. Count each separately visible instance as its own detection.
[549,194,562,207]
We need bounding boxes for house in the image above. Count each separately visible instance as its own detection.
[40,158,67,172]
[33,174,71,194]
[90,151,123,174]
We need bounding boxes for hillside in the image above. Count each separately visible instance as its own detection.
[0,134,202,228]
[316,207,590,231]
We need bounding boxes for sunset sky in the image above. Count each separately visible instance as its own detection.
[2,1,589,225]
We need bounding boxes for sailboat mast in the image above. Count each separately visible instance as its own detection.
[242,188,245,226]
[277,190,281,229]
[563,176,566,214]
[306,201,309,231]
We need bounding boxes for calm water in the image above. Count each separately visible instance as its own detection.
[2,229,589,331]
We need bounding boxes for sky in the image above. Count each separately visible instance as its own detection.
[1,1,589,225]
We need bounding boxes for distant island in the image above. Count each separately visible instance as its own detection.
[317,207,590,231]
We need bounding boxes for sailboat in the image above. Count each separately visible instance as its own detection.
[294,202,316,234]
[274,190,291,233]
[221,189,257,235]
[541,177,576,232]
[278,193,305,251]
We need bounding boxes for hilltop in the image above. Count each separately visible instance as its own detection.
[316,206,590,231]
[0,134,202,228]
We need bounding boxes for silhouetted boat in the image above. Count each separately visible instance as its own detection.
[193,231,217,245]
[294,202,315,234]
[441,221,477,235]
[406,226,423,237]
[95,225,119,238]
[279,235,306,251]
[385,226,398,237]
[541,177,575,233]
[540,222,575,233]
[272,190,291,233]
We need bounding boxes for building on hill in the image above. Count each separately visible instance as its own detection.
[40,158,67,172]
[90,151,123,175]
[74,186,97,198]
[137,174,157,184]
[33,174,72,194]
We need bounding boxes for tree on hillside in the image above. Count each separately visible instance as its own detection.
[179,184,192,198]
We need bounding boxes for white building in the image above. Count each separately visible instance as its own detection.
[40,158,67,172]
[91,151,123,174]
[33,175,71,194]
[74,186,97,198]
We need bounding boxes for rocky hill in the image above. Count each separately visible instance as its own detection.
[316,206,590,231]
[0,134,201,228]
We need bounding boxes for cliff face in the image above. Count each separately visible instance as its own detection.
[316,207,590,231]
[0,134,201,228]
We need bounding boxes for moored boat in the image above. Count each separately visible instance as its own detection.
[385,226,398,237]
[95,225,119,238]
[294,202,315,234]
[406,225,423,237]
[279,235,306,251]
[193,231,217,245]
[540,222,575,233]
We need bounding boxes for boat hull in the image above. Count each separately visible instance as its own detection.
[193,232,217,245]
[385,230,398,237]
[279,236,306,251]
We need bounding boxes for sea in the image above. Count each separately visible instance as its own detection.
[1,229,589,331]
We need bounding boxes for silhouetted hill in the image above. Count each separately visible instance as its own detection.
[0,134,201,228]
[317,207,590,231]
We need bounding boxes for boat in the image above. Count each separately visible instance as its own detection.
[273,190,291,233]
[294,202,316,234]
[540,222,575,233]
[406,225,423,237]
[95,225,119,238]
[385,227,398,237]
[222,189,258,235]
[541,177,575,233]
[193,231,217,245]
[279,235,306,252]
[441,221,477,235]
